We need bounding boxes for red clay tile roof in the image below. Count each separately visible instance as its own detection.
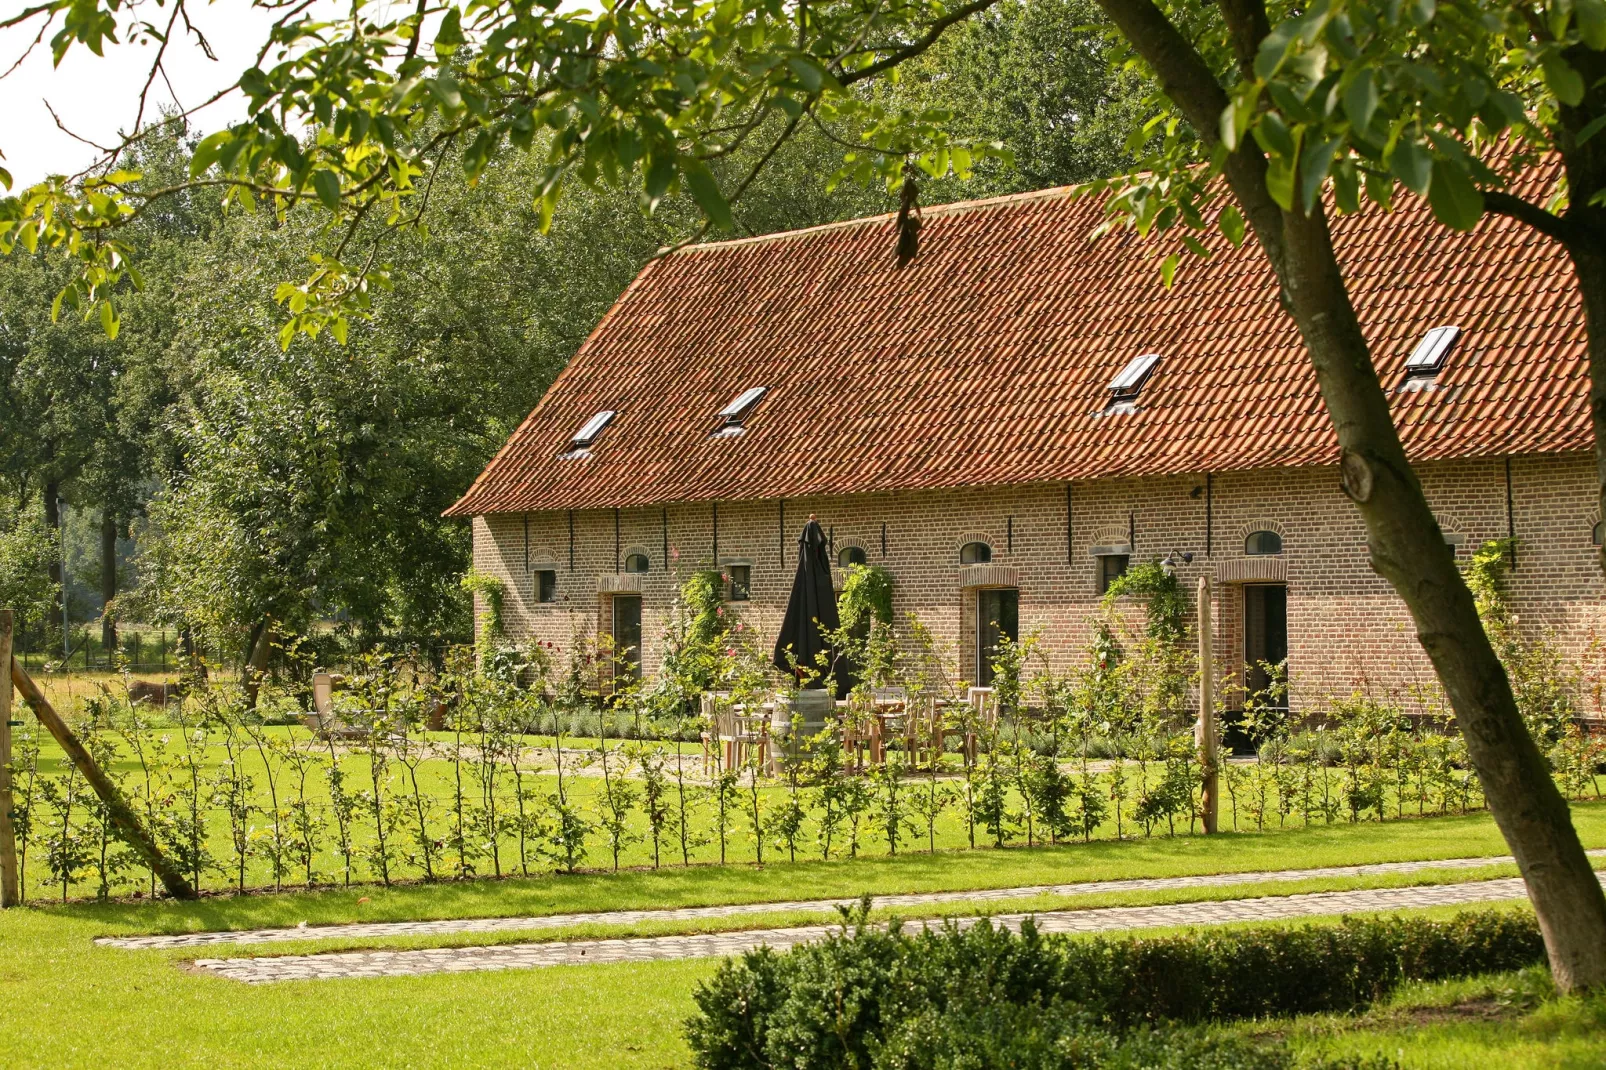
[447,173,1588,517]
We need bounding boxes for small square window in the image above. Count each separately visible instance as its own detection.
[728,564,751,602]
[535,569,557,604]
[1097,554,1129,594]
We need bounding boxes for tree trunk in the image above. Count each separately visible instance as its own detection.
[100,511,118,656]
[243,618,273,710]
[1278,206,1606,992]
[1091,0,1606,993]
[1556,41,1606,577]
[1577,247,1606,578]
[43,482,62,643]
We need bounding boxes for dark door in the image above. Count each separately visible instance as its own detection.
[977,588,1019,686]
[1243,584,1287,703]
[613,595,642,685]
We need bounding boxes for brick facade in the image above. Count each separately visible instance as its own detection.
[470,450,1605,712]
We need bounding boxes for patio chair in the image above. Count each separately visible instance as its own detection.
[903,695,945,769]
[700,691,732,774]
[963,686,998,762]
[841,692,878,771]
[302,672,369,741]
[868,687,908,765]
[710,706,769,773]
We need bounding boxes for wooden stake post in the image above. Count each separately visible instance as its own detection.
[1196,577,1219,834]
[9,648,197,900]
[1,611,18,905]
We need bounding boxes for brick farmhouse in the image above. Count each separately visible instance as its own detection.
[449,179,1603,713]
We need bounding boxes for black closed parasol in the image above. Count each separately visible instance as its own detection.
[772,515,845,693]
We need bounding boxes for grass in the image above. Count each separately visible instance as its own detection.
[46,801,1606,934]
[118,861,1579,958]
[5,808,1606,1068]
[1273,965,1606,1069]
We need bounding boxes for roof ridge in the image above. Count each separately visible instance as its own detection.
[664,184,1080,256]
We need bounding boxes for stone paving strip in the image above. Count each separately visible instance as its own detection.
[189,875,1606,984]
[101,849,1606,953]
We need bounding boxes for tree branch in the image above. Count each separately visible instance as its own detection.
[1484,190,1584,247]
[839,0,1003,85]
[1092,0,1283,260]
[1218,0,1270,83]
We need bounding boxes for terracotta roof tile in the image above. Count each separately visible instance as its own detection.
[448,173,1588,517]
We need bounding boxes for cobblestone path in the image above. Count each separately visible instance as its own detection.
[188,875,1601,983]
[103,850,1598,952]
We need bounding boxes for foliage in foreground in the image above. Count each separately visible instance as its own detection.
[686,907,1543,1068]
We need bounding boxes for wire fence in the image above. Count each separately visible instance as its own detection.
[10,618,180,675]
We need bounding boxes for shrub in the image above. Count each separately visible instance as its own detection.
[685,907,1542,1068]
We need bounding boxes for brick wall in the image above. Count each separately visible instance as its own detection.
[469,451,1605,710]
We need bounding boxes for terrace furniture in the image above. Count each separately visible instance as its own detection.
[303,672,340,735]
[962,686,998,761]
[866,687,908,766]
[904,695,948,769]
[841,693,877,771]
[701,691,773,773]
[714,707,771,773]
[699,691,732,774]
[302,672,372,741]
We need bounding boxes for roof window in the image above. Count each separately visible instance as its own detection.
[1108,353,1160,400]
[569,410,616,449]
[1405,326,1460,376]
[713,387,767,436]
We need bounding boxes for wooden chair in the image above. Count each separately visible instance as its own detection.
[904,695,945,769]
[963,686,997,762]
[841,693,874,771]
[699,691,732,775]
[712,706,769,773]
[869,687,908,766]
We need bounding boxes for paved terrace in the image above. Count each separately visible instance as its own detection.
[91,851,1606,983]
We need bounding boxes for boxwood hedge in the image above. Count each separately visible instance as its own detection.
[685,906,1543,1069]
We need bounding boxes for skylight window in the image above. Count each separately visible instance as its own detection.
[1108,353,1161,399]
[1405,326,1460,376]
[713,387,767,435]
[569,410,615,449]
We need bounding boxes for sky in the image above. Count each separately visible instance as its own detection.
[0,1,359,188]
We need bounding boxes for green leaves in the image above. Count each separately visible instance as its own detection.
[1426,157,1484,231]
[1541,55,1584,107]
[1578,0,1606,48]
[1389,138,1432,196]
[311,171,342,212]
[681,160,733,232]
[433,6,466,57]
[1219,204,1247,247]
[1342,70,1379,137]
[1299,137,1343,212]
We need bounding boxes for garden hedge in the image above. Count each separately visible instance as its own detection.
[685,907,1543,1069]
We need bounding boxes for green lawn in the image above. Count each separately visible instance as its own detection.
[4,806,1606,1068]
[1274,964,1606,1069]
